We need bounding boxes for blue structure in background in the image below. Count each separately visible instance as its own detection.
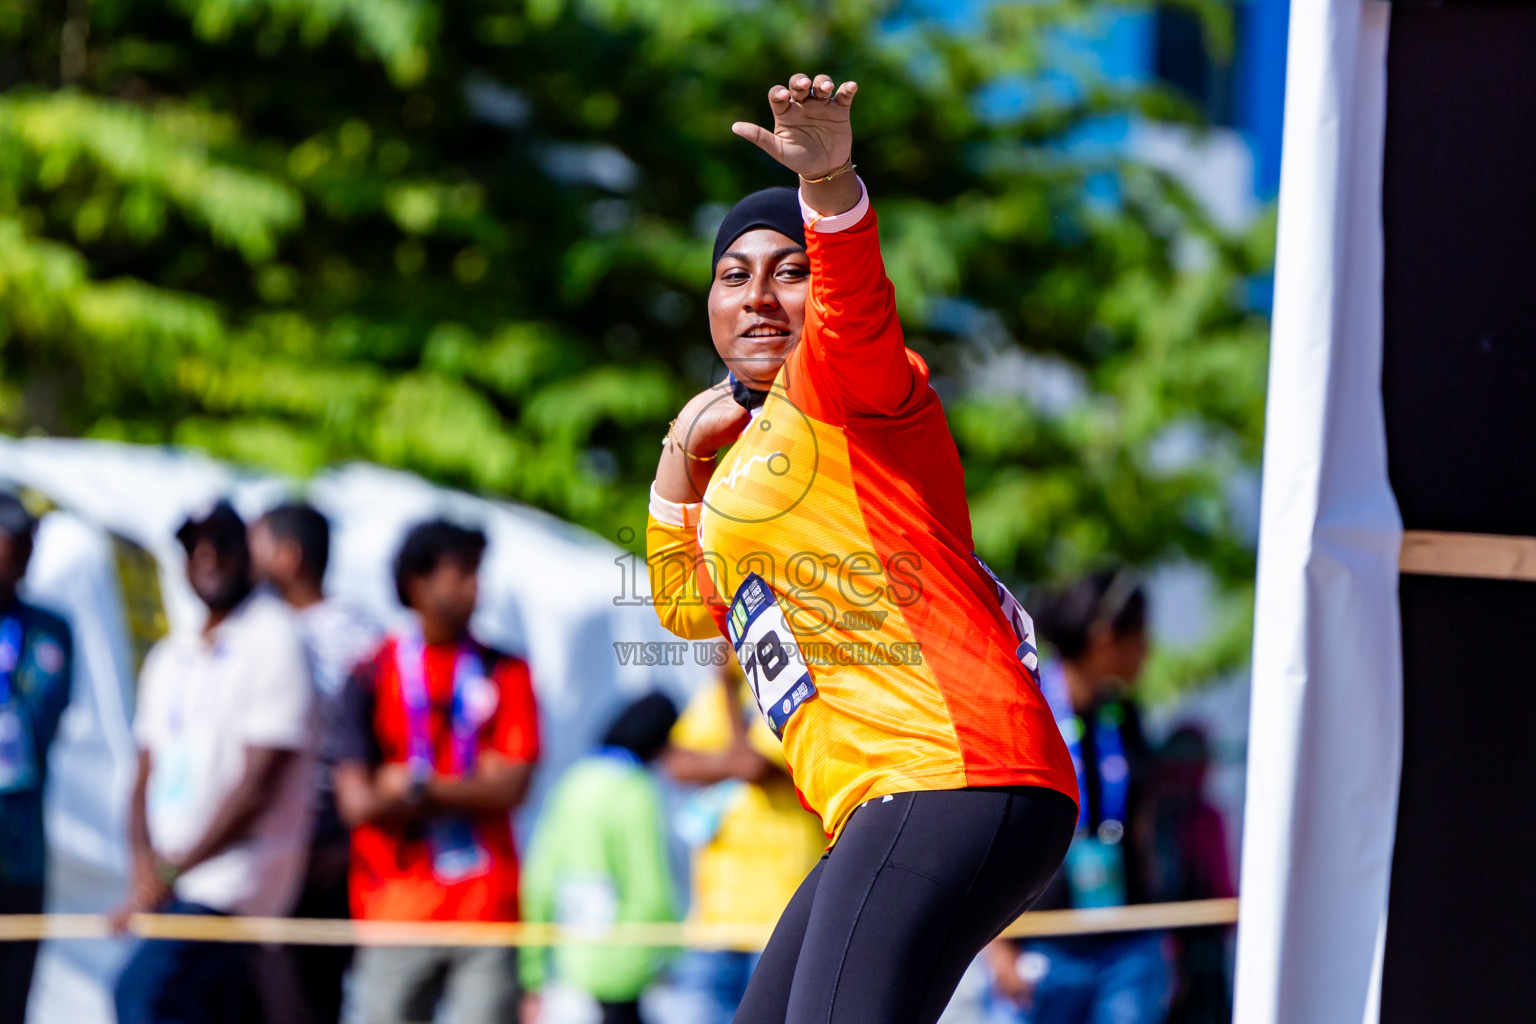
[902,0,1290,203]
[1136,0,1290,202]
[1238,0,1290,198]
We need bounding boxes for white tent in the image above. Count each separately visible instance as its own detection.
[0,437,704,1024]
[1233,3,1402,1024]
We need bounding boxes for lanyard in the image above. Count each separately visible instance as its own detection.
[0,615,24,707]
[394,629,487,779]
[167,595,252,736]
[1043,663,1131,836]
[166,638,229,737]
[1064,706,1130,835]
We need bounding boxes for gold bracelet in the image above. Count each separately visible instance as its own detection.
[800,159,856,184]
[664,420,717,462]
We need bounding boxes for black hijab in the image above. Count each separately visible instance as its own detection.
[711,186,806,269]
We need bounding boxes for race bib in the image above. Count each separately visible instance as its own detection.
[427,818,490,884]
[0,703,37,794]
[974,555,1042,686]
[727,573,817,739]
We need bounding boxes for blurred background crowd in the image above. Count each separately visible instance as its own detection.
[0,481,1235,1024]
[0,0,1286,1021]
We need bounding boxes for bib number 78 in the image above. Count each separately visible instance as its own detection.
[742,630,791,685]
[727,573,818,738]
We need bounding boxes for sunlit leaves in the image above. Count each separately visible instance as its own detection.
[179,0,435,85]
[0,217,223,404]
[0,93,301,262]
[0,0,1267,693]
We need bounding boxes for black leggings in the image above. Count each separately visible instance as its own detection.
[734,785,1077,1024]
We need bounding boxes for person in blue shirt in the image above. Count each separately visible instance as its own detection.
[0,493,73,1024]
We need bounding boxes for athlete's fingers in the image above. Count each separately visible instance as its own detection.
[833,80,858,108]
[812,74,835,101]
[732,121,783,160]
[767,84,793,117]
[787,73,813,101]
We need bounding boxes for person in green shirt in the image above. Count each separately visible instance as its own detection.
[520,693,680,1024]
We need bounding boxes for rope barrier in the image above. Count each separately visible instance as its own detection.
[0,898,1237,947]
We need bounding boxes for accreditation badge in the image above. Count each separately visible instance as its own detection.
[0,700,37,794]
[675,780,747,847]
[1063,832,1128,909]
[727,573,817,739]
[147,742,196,818]
[427,818,491,884]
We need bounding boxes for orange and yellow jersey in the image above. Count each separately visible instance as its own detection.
[647,183,1078,840]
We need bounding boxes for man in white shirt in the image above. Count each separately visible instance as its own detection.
[250,500,381,1024]
[112,500,316,1024]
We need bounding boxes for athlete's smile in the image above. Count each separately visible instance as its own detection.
[742,320,793,341]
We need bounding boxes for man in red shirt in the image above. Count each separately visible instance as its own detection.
[331,519,539,1024]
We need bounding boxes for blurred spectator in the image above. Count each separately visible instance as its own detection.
[1146,727,1235,1024]
[331,519,539,1024]
[659,658,826,1024]
[251,502,382,1023]
[0,495,73,1024]
[113,500,316,1024]
[520,692,680,1024]
[983,568,1170,1024]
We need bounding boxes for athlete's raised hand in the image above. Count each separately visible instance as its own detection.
[732,73,857,181]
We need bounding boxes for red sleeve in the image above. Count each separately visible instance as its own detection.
[801,205,916,417]
[489,656,540,764]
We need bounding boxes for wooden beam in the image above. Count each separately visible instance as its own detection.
[1400,530,1536,582]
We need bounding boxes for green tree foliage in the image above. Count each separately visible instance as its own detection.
[0,0,1271,690]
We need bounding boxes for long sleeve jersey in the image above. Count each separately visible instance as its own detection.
[647,182,1077,841]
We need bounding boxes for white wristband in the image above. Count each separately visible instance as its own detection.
[649,483,703,529]
[799,177,870,233]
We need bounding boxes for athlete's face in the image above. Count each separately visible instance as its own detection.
[708,228,809,389]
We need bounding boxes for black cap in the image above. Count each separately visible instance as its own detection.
[711,187,807,271]
[175,499,246,554]
[0,493,35,540]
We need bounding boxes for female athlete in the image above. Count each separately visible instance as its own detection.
[647,73,1080,1024]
